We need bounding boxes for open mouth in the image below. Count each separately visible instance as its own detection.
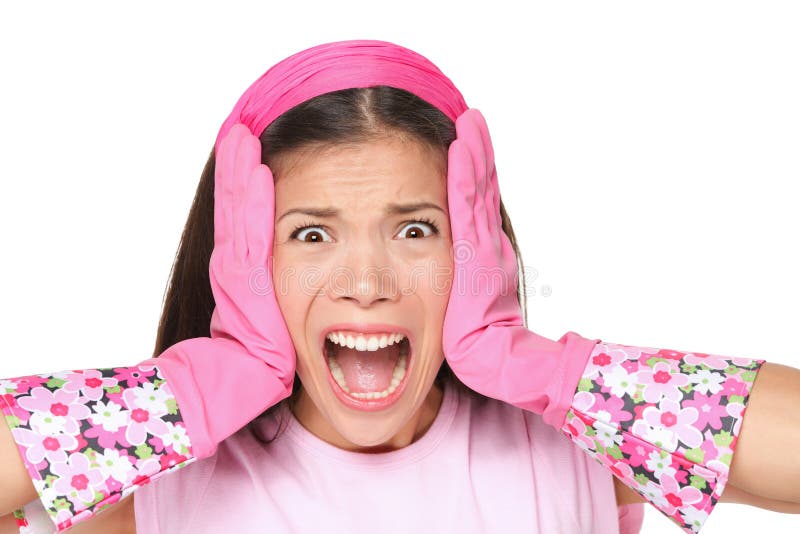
[322,332,412,403]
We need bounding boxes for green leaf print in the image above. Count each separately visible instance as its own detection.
[577,378,593,392]
[681,362,697,374]
[741,370,757,383]
[166,397,179,415]
[689,474,708,490]
[684,447,705,464]
[729,395,745,404]
[2,414,20,429]
[46,377,66,389]
[645,357,668,367]
[634,473,649,486]
[136,443,154,460]
[105,384,122,395]
[606,444,624,460]
[713,430,734,447]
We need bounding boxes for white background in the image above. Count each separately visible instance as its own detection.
[1,1,798,532]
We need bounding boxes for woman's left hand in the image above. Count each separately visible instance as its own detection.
[442,109,599,429]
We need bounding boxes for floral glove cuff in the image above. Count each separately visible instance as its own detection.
[560,341,764,533]
[0,365,197,532]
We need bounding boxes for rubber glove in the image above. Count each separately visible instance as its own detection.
[441,109,599,430]
[139,122,296,459]
[1,123,297,531]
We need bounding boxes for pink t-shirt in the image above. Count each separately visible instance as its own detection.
[134,379,644,533]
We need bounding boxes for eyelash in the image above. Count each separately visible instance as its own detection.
[289,217,440,242]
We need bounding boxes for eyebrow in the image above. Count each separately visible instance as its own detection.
[276,201,446,223]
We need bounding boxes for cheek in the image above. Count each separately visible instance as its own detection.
[271,254,315,332]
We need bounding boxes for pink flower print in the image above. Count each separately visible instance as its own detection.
[584,343,630,379]
[598,364,639,401]
[123,406,169,446]
[571,391,597,413]
[656,472,703,516]
[112,366,156,389]
[708,458,731,477]
[62,370,118,402]
[1,392,30,423]
[684,353,730,370]
[50,451,106,505]
[720,376,746,398]
[639,479,670,511]
[654,349,686,362]
[17,387,91,435]
[95,448,135,484]
[159,449,190,470]
[588,393,633,426]
[699,437,719,463]
[608,460,637,487]
[605,342,661,361]
[638,361,690,403]
[2,375,49,395]
[687,369,725,395]
[643,398,703,450]
[726,401,745,435]
[120,386,169,446]
[83,420,133,450]
[563,412,595,452]
[159,421,192,455]
[619,436,651,469]
[679,506,710,533]
[592,412,623,449]
[88,400,130,432]
[645,449,677,479]
[11,426,79,464]
[682,391,727,431]
[130,382,171,414]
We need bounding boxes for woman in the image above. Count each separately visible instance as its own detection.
[1,39,798,533]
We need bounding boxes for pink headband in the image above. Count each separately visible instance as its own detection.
[214,39,469,151]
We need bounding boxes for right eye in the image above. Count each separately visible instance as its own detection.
[290,223,333,243]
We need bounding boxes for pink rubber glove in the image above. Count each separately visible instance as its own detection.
[141,123,296,459]
[442,109,599,430]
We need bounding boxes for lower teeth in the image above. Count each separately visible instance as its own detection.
[327,353,408,400]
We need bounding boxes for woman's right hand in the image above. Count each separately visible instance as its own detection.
[207,123,296,387]
[144,123,297,459]
[0,124,297,530]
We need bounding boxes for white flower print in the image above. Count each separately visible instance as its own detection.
[89,400,130,432]
[688,369,725,395]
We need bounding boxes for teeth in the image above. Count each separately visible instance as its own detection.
[327,353,408,399]
[326,331,407,352]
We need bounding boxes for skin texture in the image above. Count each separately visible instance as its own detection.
[271,136,454,452]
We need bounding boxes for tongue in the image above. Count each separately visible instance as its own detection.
[332,342,400,393]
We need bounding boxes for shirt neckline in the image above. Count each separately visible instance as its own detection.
[279,379,460,470]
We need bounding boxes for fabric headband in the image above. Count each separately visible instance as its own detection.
[214,39,469,151]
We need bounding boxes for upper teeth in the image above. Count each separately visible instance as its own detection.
[326,332,406,352]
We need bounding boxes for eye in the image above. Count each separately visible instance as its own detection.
[396,217,440,240]
[289,221,333,243]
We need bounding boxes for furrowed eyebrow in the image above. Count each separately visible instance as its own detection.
[277,201,445,223]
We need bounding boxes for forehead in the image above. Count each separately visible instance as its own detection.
[273,137,447,204]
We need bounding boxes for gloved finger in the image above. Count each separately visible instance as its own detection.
[469,110,502,245]
[214,124,247,252]
[455,110,489,246]
[231,129,259,263]
[245,163,274,267]
[446,138,478,264]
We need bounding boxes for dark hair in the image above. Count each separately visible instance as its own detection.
[152,85,529,444]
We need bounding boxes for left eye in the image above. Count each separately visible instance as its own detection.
[396,220,439,239]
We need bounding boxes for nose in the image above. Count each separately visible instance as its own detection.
[326,239,401,307]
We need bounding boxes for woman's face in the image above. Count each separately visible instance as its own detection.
[271,136,453,452]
